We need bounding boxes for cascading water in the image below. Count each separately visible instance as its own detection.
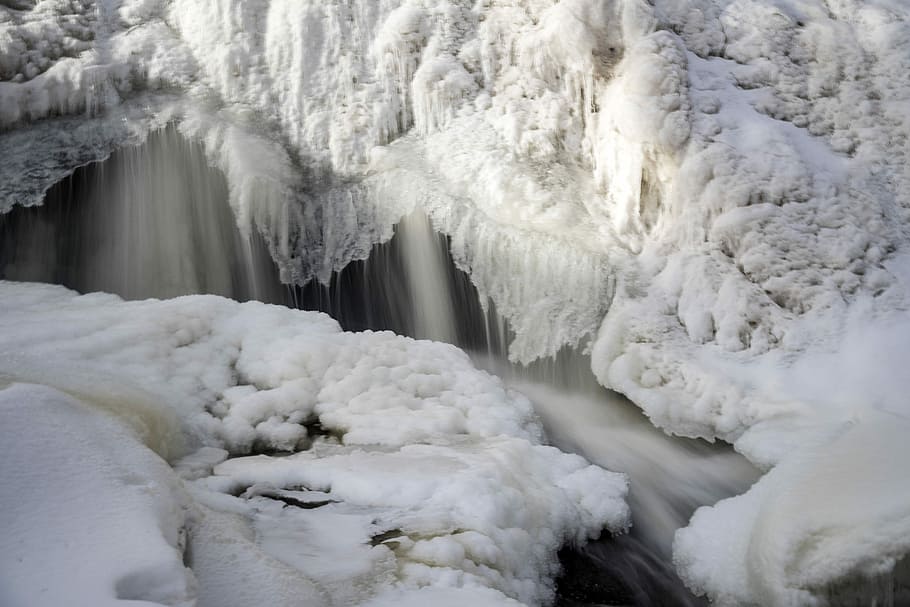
[0,127,759,605]
[0,126,286,303]
[302,207,760,605]
[295,207,495,352]
[398,210,458,343]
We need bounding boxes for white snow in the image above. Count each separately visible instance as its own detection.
[4,0,910,602]
[675,413,910,606]
[0,281,628,607]
[0,382,194,607]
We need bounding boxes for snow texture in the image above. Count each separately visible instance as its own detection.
[4,0,910,603]
[0,383,194,607]
[0,281,628,607]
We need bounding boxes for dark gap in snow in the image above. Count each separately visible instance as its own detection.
[243,443,310,458]
[0,0,36,11]
[369,529,404,547]
[302,417,342,441]
[246,445,301,458]
[556,533,706,607]
[258,492,338,510]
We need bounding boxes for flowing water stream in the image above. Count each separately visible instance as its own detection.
[0,127,285,303]
[0,128,760,606]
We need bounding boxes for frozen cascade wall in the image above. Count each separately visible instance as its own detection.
[4,0,910,604]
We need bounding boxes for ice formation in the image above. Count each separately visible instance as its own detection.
[0,281,629,607]
[3,0,910,603]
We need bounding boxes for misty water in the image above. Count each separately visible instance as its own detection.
[0,128,760,606]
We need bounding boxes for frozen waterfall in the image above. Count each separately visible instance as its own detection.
[3,0,910,605]
[1,127,759,605]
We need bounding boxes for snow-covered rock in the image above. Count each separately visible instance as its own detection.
[0,383,195,607]
[0,281,628,607]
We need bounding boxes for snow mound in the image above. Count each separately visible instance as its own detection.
[675,413,910,607]
[0,281,628,606]
[0,383,194,607]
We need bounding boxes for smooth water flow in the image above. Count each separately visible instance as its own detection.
[483,366,760,553]
[0,129,760,605]
[398,209,459,343]
[0,127,285,303]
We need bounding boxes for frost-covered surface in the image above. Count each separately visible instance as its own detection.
[0,281,628,607]
[4,0,910,603]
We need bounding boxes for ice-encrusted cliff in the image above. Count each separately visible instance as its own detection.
[3,0,910,604]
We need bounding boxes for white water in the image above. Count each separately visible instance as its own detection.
[493,373,758,552]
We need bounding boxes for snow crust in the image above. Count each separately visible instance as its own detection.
[0,281,628,607]
[4,0,910,603]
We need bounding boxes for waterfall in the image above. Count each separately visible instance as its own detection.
[0,126,759,605]
[294,197,760,605]
[398,209,458,343]
[0,126,286,304]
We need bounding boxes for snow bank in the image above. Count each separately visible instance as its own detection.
[0,281,628,606]
[210,439,626,606]
[0,383,194,607]
[676,413,910,606]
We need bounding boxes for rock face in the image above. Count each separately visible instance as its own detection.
[3,0,910,604]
